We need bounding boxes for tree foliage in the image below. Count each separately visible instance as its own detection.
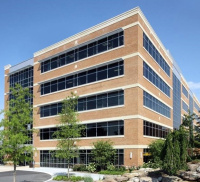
[92,140,116,171]
[53,93,83,178]
[149,139,164,166]
[182,110,195,148]
[0,84,34,182]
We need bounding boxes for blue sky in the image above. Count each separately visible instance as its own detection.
[0,0,200,115]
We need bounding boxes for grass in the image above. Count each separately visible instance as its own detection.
[99,170,125,175]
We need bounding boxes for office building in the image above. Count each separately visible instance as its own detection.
[4,7,200,167]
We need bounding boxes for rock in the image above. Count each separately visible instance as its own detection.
[197,166,200,173]
[132,177,140,182]
[114,176,129,182]
[180,171,200,181]
[104,175,121,179]
[123,173,139,178]
[103,178,117,182]
[187,163,199,172]
[162,176,183,182]
[139,177,158,182]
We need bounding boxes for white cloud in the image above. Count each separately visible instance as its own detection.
[188,82,200,90]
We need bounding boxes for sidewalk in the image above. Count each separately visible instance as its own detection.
[0,165,104,181]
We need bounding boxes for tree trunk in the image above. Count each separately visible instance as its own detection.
[67,159,69,178]
[13,164,16,182]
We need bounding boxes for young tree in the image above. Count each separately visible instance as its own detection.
[0,84,34,182]
[54,93,83,178]
[162,131,181,175]
[182,110,195,148]
[92,140,116,171]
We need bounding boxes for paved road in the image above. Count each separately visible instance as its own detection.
[0,170,52,182]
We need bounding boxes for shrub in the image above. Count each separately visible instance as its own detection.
[107,163,115,171]
[86,163,96,173]
[53,175,84,182]
[73,164,87,171]
[142,161,161,169]
[84,177,93,182]
[116,165,126,172]
[128,166,135,173]
[92,140,116,170]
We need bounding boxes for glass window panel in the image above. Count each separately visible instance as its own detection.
[51,80,58,92]
[87,96,96,110]
[66,51,75,64]
[66,76,74,89]
[97,94,107,108]
[108,62,119,78]
[59,54,66,66]
[98,38,107,53]
[97,66,107,80]
[58,78,65,91]
[78,45,87,60]
[87,69,97,83]
[78,98,86,111]
[78,72,87,85]
[88,42,97,56]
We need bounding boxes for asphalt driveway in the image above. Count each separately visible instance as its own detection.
[0,170,52,182]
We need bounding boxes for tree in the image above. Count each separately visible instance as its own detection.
[53,93,83,178]
[161,127,188,175]
[92,140,116,171]
[0,84,34,182]
[182,110,195,148]
[162,131,180,175]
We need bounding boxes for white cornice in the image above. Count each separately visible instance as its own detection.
[4,64,11,70]
[36,145,149,150]
[34,114,173,129]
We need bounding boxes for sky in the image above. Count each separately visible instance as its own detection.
[0,0,200,116]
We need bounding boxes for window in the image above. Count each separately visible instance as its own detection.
[41,31,124,73]
[40,90,124,117]
[41,60,124,95]
[143,120,170,138]
[40,120,124,140]
[40,149,123,168]
[143,91,170,118]
[143,62,170,97]
[143,33,170,76]
[182,100,188,112]
[194,101,200,111]
[182,85,188,98]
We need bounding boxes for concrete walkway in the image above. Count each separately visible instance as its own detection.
[0,165,104,181]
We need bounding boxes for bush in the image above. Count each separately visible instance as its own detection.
[116,165,126,172]
[73,164,87,171]
[128,166,135,173]
[107,163,115,171]
[99,170,125,175]
[84,177,93,182]
[53,175,84,181]
[86,163,96,173]
[92,140,116,170]
[142,161,160,169]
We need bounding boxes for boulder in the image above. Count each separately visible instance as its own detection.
[123,173,139,178]
[139,177,158,182]
[103,178,117,182]
[180,171,200,181]
[132,177,140,182]
[162,176,183,182]
[196,166,200,173]
[187,163,199,172]
[114,176,129,182]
